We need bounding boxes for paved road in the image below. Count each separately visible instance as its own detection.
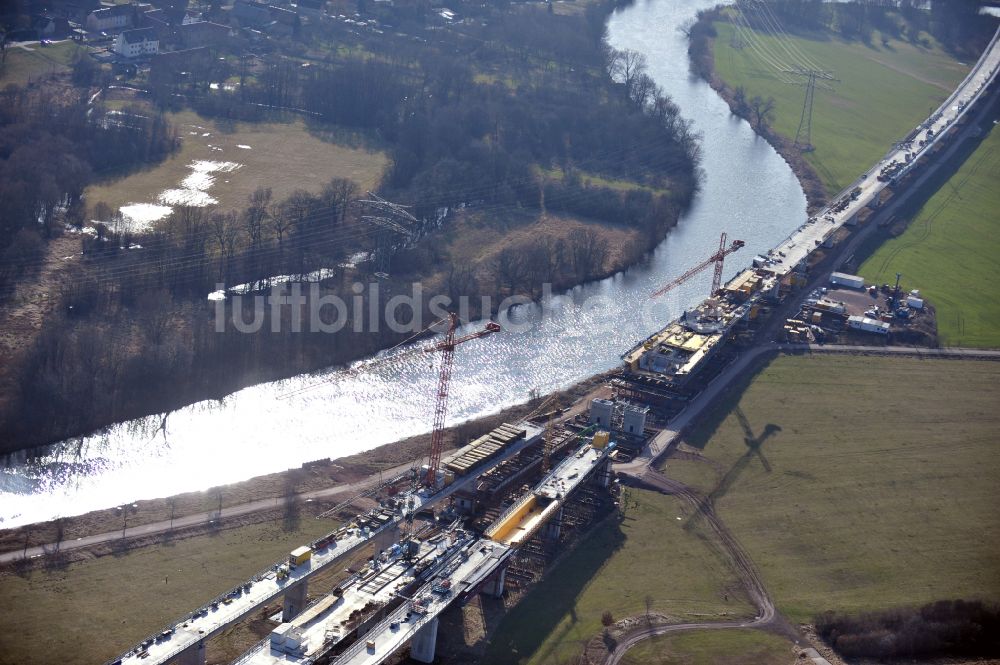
[0,460,418,564]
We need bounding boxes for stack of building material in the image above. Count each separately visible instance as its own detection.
[444,424,526,476]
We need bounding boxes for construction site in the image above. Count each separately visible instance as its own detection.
[106,416,619,665]
[105,305,625,665]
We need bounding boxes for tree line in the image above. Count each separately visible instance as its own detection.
[816,599,1000,659]
[768,0,994,56]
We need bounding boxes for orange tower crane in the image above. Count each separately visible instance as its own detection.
[651,232,745,299]
[422,313,502,486]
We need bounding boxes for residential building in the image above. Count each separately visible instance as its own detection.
[85,3,137,32]
[113,26,159,57]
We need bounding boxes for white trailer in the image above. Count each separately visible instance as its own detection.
[830,272,865,289]
[847,315,889,334]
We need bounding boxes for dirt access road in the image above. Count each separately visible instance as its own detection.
[602,470,784,664]
[599,342,1000,664]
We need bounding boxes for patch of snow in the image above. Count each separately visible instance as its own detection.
[338,251,370,269]
[119,203,173,229]
[155,160,241,209]
[210,268,338,299]
[159,188,218,206]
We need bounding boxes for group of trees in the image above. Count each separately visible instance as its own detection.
[816,600,1000,659]
[768,0,993,55]
[82,177,360,304]
[489,229,615,297]
[731,86,776,130]
[145,2,700,237]
[0,85,176,289]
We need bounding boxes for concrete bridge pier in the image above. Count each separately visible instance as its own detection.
[410,616,440,663]
[174,639,206,665]
[282,579,309,621]
[597,458,613,488]
[488,564,507,598]
[544,506,563,541]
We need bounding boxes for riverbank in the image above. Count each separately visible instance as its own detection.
[689,4,971,207]
[688,7,827,213]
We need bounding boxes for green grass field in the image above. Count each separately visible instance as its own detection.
[481,491,755,665]
[857,123,1000,348]
[85,110,387,225]
[0,516,336,665]
[672,353,1000,622]
[619,629,794,665]
[712,20,968,195]
[0,41,87,85]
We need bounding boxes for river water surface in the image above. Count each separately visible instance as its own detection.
[0,0,806,528]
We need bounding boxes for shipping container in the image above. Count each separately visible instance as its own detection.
[289,546,312,567]
[830,272,865,289]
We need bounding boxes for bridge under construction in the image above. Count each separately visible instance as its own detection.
[108,422,615,665]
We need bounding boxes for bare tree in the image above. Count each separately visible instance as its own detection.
[629,72,659,110]
[607,48,648,94]
[321,178,359,226]
[733,85,748,114]
[92,200,113,224]
[210,210,241,282]
[570,229,609,281]
[493,247,528,294]
[245,186,272,250]
[749,95,776,129]
[447,262,478,304]
[138,288,174,346]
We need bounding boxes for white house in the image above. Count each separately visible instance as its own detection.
[86,4,136,32]
[113,27,159,57]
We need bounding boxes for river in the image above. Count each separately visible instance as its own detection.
[0,0,806,528]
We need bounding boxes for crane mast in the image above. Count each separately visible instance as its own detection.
[422,313,501,487]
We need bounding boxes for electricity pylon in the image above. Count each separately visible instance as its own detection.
[783,68,839,152]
